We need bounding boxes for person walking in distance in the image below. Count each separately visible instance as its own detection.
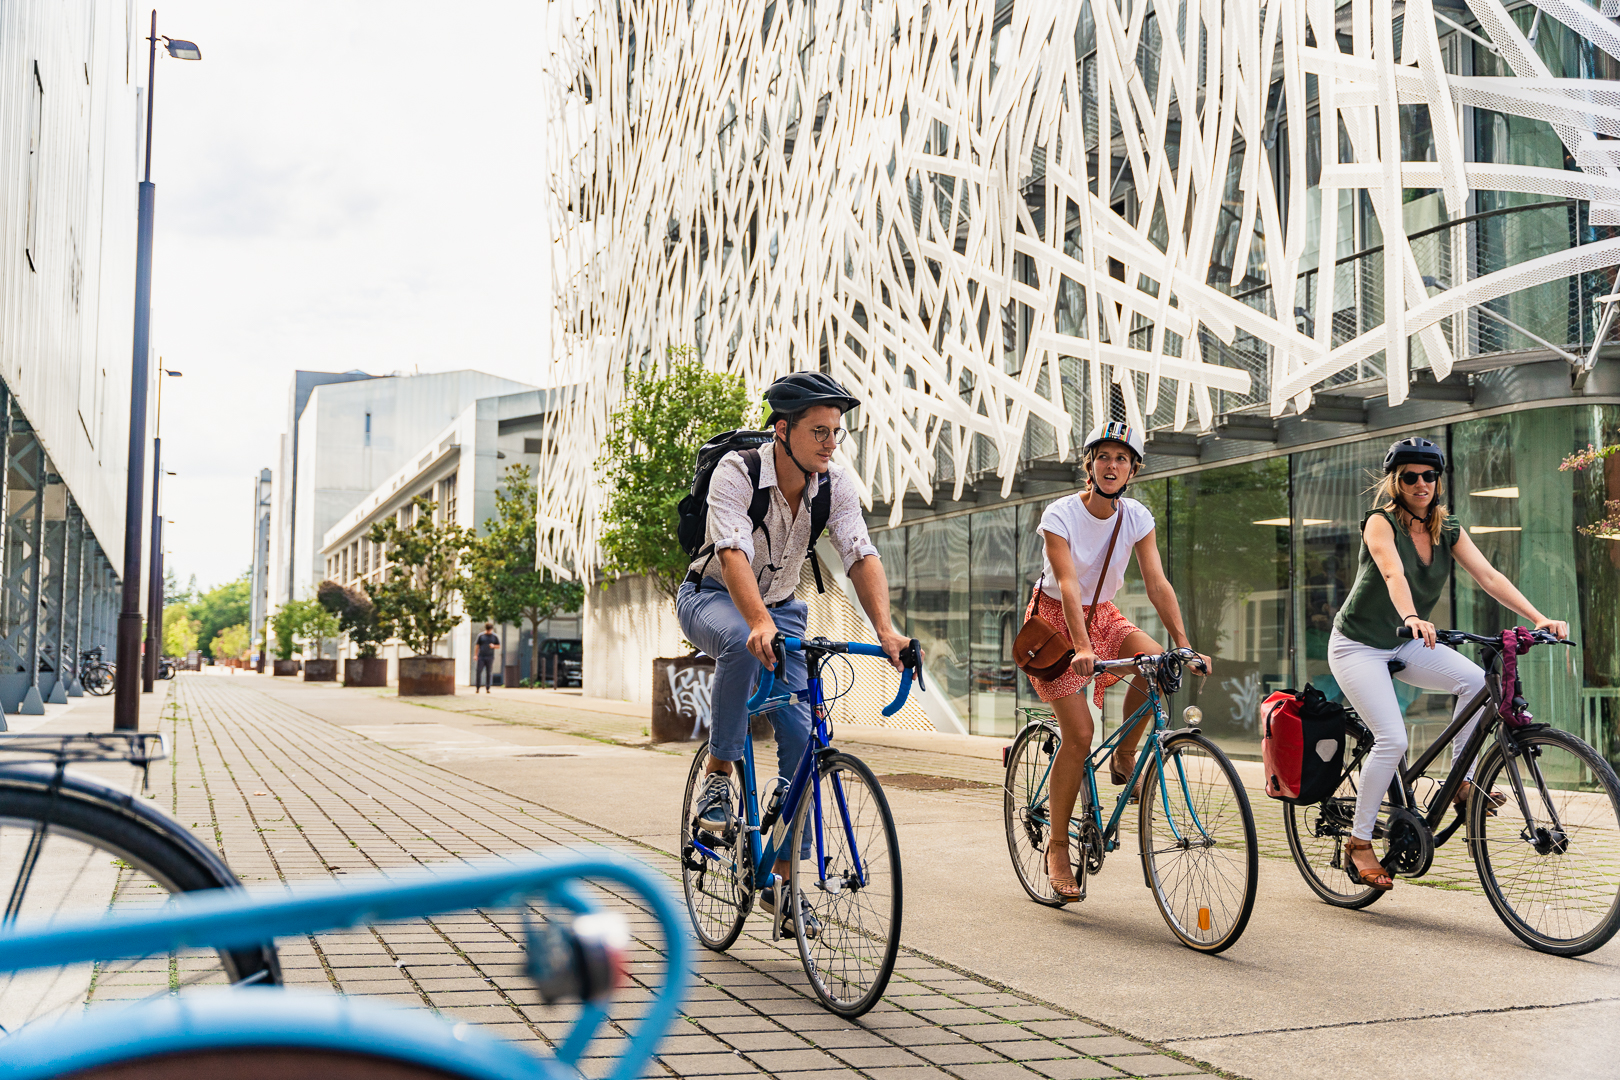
[677,371,909,937]
[475,623,501,693]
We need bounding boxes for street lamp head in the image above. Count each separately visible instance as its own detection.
[163,38,201,60]
[164,369,183,377]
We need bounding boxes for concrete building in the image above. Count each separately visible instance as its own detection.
[247,467,272,661]
[543,0,1620,767]
[0,1,148,713]
[264,369,535,614]
[320,388,579,686]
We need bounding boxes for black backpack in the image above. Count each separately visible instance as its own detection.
[676,430,832,593]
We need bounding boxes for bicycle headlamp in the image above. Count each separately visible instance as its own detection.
[1183,706,1203,725]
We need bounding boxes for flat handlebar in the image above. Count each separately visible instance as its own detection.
[1395,626,1573,648]
[744,635,927,717]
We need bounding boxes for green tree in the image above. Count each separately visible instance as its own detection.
[368,497,473,656]
[192,572,252,659]
[598,348,756,599]
[271,603,300,661]
[211,623,250,662]
[163,604,200,657]
[317,579,393,659]
[464,463,585,683]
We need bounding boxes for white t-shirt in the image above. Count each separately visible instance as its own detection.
[1036,495,1156,604]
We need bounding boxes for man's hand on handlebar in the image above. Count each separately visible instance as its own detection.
[877,628,910,672]
[747,622,780,668]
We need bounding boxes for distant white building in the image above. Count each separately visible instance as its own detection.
[263,369,535,617]
[321,388,579,686]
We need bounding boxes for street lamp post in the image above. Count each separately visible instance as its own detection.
[143,369,181,693]
[114,12,200,731]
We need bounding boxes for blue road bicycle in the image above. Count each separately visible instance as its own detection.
[680,633,924,1016]
[1003,648,1259,953]
[0,851,688,1080]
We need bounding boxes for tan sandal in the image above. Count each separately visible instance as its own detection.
[1110,750,1146,803]
[1048,872,1082,904]
[1345,838,1394,892]
[1454,781,1509,817]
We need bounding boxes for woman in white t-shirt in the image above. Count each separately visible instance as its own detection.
[1029,420,1209,903]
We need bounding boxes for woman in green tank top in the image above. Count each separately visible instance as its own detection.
[1327,438,1568,893]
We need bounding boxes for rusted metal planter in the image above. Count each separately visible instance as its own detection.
[303,659,338,682]
[398,655,455,696]
[651,657,770,743]
[345,658,389,687]
[272,660,300,677]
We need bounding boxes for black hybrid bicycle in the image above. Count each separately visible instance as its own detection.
[1284,626,1620,956]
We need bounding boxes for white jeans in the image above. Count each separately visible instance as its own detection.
[1327,629,1488,840]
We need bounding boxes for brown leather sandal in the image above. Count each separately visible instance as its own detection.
[1344,838,1394,892]
[1110,750,1146,803]
[1048,872,1082,904]
[1453,781,1508,817]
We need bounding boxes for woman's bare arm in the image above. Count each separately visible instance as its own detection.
[1365,512,1432,646]
[1044,532,1097,678]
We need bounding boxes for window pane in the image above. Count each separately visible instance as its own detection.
[873,526,907,634]
[969,507,1017,737]
[1165,459,1289,757]
[1016,499,1055,714]
[908,517,970,726]
[1573,405,1620,768]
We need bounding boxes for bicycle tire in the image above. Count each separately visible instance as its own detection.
[60,1047,473,1079]
[83,665,114,697]
[0,767,280,1003]
[1003,722,1077,907]
[789,752,901,1017]
[678,743,752,951]
[1282,754,1383,910]
[1138,733,1258,953]
[1469,727,1620,956]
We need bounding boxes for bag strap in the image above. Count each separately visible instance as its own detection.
[1085,510,1127,633]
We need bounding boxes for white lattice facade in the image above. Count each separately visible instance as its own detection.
[541,0,1620,577]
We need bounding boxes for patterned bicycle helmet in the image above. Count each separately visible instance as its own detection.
[1082,420,1145,463]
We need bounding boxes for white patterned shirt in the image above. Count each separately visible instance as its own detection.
[689,447,880,605]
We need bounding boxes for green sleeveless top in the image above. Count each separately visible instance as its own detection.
[1333,508,1460,650]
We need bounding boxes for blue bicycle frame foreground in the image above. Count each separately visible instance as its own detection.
[0,852,688,1080]
[1003,648,1259,953]
[681,633,923,1017]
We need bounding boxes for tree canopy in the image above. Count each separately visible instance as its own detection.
[597,349,756,599]
[368,497,472,656]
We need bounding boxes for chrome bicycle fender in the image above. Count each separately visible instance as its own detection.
[0,988,563,1080]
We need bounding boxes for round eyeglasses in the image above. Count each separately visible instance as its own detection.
[805,425,848,446]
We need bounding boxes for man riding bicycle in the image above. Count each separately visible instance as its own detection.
[676,371,908,936]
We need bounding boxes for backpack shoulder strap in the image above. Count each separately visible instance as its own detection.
[805,473,835,594]
[741,448,771,533]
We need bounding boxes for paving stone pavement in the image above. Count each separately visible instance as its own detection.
[157,675,1225,1079]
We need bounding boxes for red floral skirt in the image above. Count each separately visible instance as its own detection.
[1024,591,1142,706]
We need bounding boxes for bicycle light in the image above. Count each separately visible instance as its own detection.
[526,912,630,1003]
[1183,706,1203,725]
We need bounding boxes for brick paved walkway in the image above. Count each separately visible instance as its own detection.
[159,675,1224,1079]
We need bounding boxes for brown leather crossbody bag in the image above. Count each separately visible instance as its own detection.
[1012,510,1125,681]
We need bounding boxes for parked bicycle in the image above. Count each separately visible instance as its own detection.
[0,732,279,1031]
[157,658,176,681]
[0,851,686,1080]
[680,633,922,1016]
[78,647,114,697]
[1004,647,1259,953]
[1285,626,1620,955]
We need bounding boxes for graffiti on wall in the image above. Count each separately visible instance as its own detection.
[667,663,715,740]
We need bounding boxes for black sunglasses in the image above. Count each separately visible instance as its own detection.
[1399,470,1440,486]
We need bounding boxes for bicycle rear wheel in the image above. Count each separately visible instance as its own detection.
[1470,727,1620,956]
[1003,722,1077,906]
[1138,733,1258,953]
[63,1048,490,1078]
[678,743,753,951]
[788,752,901,1017]
[1283,753,1383,910]
[0,770,280,1031]
[83,665,113,697]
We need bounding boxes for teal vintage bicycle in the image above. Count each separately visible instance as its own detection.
[1002,647,1259,952]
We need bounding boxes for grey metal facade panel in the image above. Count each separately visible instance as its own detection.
[0,0,141,567]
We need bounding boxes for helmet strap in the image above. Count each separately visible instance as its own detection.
[1394,495,1435,527]
[776,425,814,489]
[1087,462,1129,502]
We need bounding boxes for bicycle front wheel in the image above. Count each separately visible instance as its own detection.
[63,1047,505,1079]
[83,665,113,697]
[1138,733,1258,953]
[1003,722,1076,906]
[788,752,901,1017]
[678,743,753,952]
[0,770,280,1031]
[1470,727,1620,956]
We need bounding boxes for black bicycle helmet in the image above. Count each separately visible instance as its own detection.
[764,371,861,425]
[1383,437,1445,473]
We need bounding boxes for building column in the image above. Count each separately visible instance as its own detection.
[0,402,46,716]
[64,508,84,697]
[41,509,64,705]
[19,426,47,716]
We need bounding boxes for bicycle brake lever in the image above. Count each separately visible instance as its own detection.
[907,639,925,692]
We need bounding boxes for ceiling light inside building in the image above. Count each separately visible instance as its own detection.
[1251,518,1333,527]
[1472,486,1520,498]
[1469,525,1522,534]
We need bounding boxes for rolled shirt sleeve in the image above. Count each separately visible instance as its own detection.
[825,469,880,571]
[705,453,758,561]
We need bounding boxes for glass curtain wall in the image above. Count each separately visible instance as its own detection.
[863,405,1619,776]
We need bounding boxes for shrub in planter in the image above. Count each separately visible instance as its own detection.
[369,495,472,697]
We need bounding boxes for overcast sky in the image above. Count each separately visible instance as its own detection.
[147,1,551,593]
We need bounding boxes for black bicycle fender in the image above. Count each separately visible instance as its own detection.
[0,762,243,890]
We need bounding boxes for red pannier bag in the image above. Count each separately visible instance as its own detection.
[1260,685,1347,805]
